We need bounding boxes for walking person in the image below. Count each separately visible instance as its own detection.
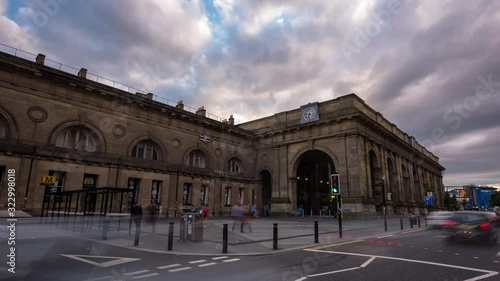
[231,204,243,231]
[250,204,258,219]
[131,202,143,231]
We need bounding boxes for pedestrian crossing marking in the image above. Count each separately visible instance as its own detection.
[60,254,140,268]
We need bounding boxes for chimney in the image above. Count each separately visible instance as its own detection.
[176,100,184,110]
[78,68,87,78]
[229,115,234,125]
[36,54,46,65]
[146,93,153,100]
[196,106,206,117]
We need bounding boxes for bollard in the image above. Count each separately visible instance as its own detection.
[314,221,319,243]
[417,216,421,227]
[222,224,228,253]
[400,215,404,230]
[167,222,174,251]
[410,218,414,229]
[273,223,278,250]
[134,220,141,246]
[102,217,110,240]
[425,216,428,226]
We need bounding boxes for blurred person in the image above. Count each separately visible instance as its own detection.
[131,202,143,230]
[231,204,243,231]
[250,204,258,218]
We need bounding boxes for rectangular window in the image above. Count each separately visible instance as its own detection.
[127,178,140,212]
[239,188,244,205]
[49,170,66,203]
[224,187,231,206]
[151,180,161,204]
[183,183,192,205]
[200,185,208,205]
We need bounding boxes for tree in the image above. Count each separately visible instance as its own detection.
[490,191,500,207]
[443,192,452,211]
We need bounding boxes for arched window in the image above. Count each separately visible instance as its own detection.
[0,121,5,139]
[55,126,99,152]
[132,140,161,160]
[227,157,241,173]
[186,150,206,168]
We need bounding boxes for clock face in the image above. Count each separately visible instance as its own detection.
[303,107,316,121]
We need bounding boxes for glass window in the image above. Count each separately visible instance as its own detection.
[200,185,208,205]
[228,158,241,173]
[56,126,98,152]
[151,180,161,204]
[224,187,231,206]
[187,151,205,168]
[132,140,161,160]
[183,183,192,205]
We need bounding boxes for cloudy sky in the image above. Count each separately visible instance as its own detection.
[1,0,499,188]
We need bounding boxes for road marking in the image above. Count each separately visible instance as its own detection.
[307,239,363,250]
[454,253,460,256]
[132,273,159,279]
[212,256,229,260]
[360,257,376,268]
[497,251,500,257]
[401,228,426,234]
[189,260,206,264]
[60,254,140,268]
[222,258,240,263]
[377,234,394,238]
[304,249,498,281]
[83,276,114,281]
[158,264,181,269]
[473,257,479,259]
[198,262,217,267]
[169,267,191,272]
[308,267,360,277]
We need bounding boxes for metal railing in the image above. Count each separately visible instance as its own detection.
[0,43,228,123]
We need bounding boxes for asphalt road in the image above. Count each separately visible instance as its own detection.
[1,221,499,281]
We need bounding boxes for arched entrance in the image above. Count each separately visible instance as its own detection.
[296,150,335,215]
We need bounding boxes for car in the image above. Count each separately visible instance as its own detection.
[426,211,453,228]
[482,211,500,227]
[443,211,498,244]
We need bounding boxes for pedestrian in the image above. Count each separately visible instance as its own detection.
[250,204,258,218]
[148,203,157,233]
[231,204,243,231]
[158,203,163,219]
[264,203,271,217]
[131,202,143,230]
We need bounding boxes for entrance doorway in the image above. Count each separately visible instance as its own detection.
[296,150,335,216]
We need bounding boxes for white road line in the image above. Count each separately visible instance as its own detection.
[169,267,191,272]
[305,249,498,280]
[124,270,149,276]
[473,257,479,259]
[497,251,500,257]
[308,267,360,277]
[454,253,460,256]
[295,277,308,281]
[222,258,240,263]
[198,262,217,267]
[212,256,229,260]
[132,273,159,279]
[377,235,394,239]
[360,257,376,268]
[189,260,206,264]
[158,264,181,269]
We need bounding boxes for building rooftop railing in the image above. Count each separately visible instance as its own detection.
[0,43,227,123]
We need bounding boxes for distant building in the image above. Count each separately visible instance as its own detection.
[0,47,445,217]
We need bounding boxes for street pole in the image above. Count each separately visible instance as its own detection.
[382,177,387,232]
[174,165,180,217]
[23,145,37,212]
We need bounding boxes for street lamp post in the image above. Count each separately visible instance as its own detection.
[382,176,387,232]
[219,172,224,216]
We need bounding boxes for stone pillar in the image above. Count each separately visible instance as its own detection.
[78,68,87,78]
[36,54,46,65]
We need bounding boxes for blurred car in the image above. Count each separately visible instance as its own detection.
[426,211,453,228]
[483,211,499,227]
[443,211,498,244]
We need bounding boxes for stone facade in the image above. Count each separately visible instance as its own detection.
[0,51,445,217]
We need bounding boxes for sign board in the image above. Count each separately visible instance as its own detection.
[39,175,56,185]
[427,192,433,197]
[425,196,434,206]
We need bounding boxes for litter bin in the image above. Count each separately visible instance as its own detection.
[179,212,204,241]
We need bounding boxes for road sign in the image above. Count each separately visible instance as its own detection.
[39,175,56,185]
[425,196,434,206]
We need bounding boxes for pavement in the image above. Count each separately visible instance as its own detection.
[1,211,429,256]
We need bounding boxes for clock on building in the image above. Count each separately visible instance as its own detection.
[300,102,319,124]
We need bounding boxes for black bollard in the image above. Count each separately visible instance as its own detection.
[417,216,421,227]
[222,224,228,253]
[134,220,141,246]
[410,218,414,229]
[167,222,174,251]
[314,221,319,243]
[102,217,110,240]
[273,223,278,250]
[400,215,404,230]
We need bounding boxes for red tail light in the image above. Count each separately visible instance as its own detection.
[480,222,490,229]
[442,221,455,227]
[492,216,499,221]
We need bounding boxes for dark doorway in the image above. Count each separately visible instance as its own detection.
[296,150,335,216]
[259,170,272,208]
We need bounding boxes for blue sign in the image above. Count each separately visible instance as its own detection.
[425,196,434,206]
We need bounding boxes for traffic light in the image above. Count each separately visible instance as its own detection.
[330,174,340,195]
